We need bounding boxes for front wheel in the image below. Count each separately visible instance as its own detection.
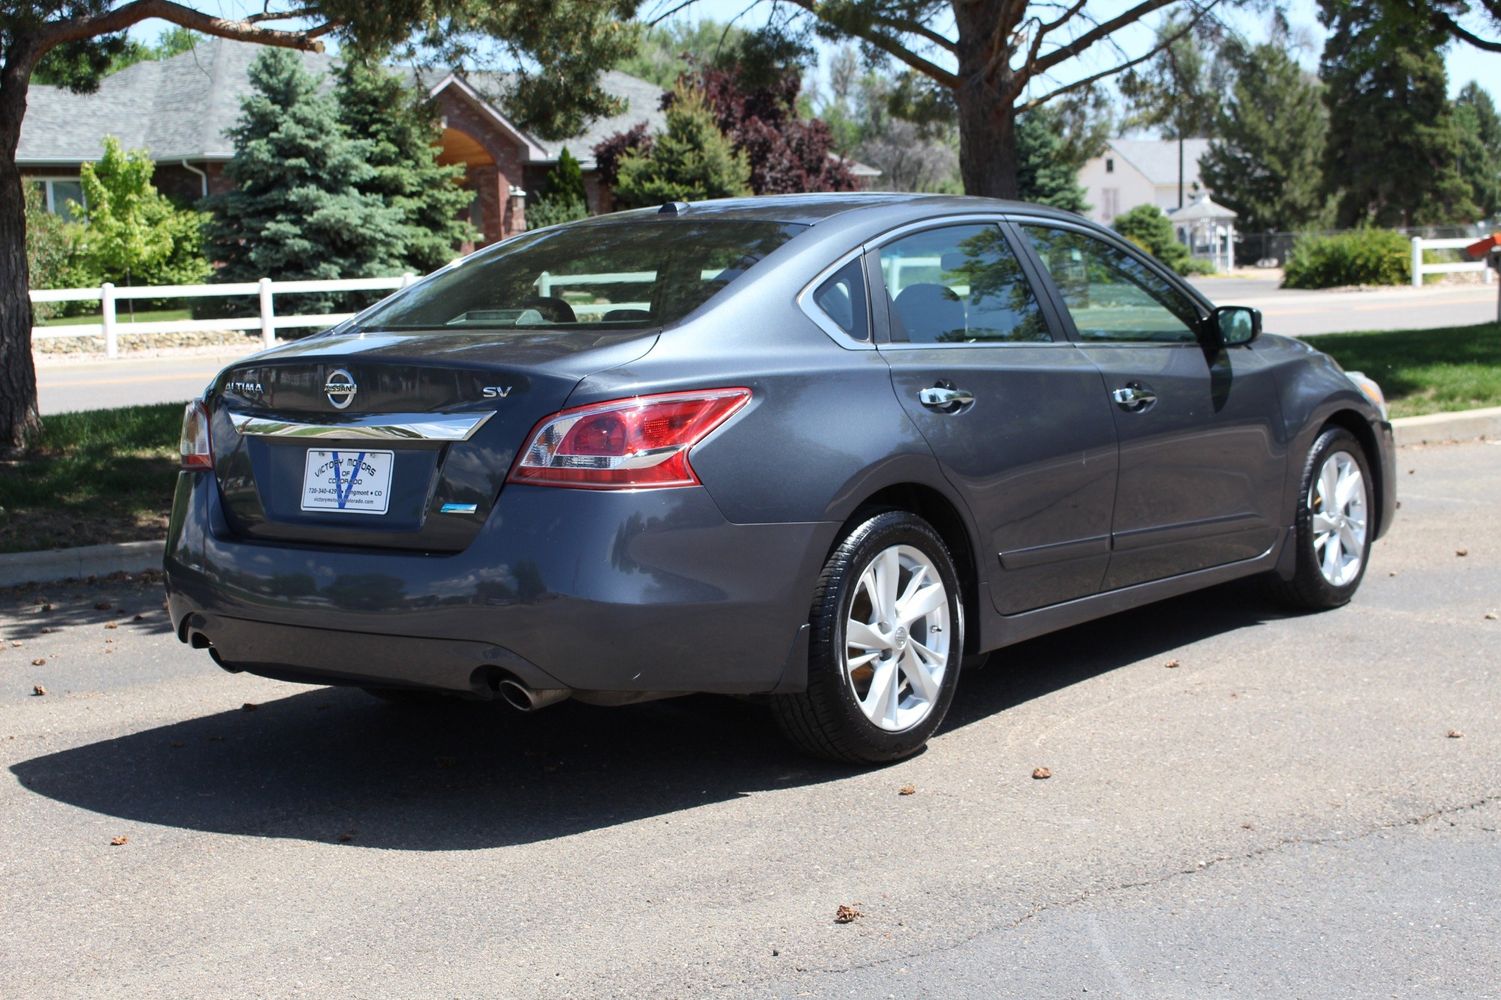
[772,511,964,764]
[1269,426,1374,610]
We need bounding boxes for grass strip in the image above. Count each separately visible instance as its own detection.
[1301,322,1500,418]
[0,403,182,554]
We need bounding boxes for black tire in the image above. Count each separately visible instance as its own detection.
[772,511,964,764]
[1267,426,1375,610]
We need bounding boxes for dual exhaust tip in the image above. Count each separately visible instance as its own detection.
[496,678,570,713]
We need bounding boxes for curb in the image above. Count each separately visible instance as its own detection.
[1392,406,1501,447]
[0,539,164,589]
[0,407,1495,588]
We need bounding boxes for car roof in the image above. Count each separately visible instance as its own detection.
[586,192,1087,227]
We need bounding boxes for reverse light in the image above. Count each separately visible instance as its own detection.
[508,388,751,489]
[179,399,213,470]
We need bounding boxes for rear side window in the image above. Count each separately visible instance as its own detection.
[876,224,1051,344]
[359,219,805,332]
[811,257,870,341]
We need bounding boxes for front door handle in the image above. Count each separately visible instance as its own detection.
[919,386,975,411]
[1111,382,1158,412]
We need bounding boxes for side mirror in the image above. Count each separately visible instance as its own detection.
[1209,305,1261,346]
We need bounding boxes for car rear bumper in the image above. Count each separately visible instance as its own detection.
[164,473,832,696]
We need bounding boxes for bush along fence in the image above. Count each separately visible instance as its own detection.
[29,274,419,358]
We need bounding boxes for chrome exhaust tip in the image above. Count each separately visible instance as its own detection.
[497,678,570,712]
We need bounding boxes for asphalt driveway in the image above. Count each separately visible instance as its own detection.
[1,439,1497,999]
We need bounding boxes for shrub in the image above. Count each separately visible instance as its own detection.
[1282,228,1410,288]
[23,183,92,317]
[1113,204,1190,273]
[1178,257,1218,276]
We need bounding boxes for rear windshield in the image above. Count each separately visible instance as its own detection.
[357,218,806,332]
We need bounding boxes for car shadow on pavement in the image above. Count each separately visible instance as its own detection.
[10,579,1291,851]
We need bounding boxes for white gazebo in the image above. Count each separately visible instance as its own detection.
[1169,193,1238,273]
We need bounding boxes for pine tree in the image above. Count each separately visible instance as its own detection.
[1199,42,1331,233]
[334,59,474,274]
[1113,204,1190,273]
[1454,82,1501,221]
[205,49,405,315]
[1014,108,1089,213]
[1319,0,1479,226]
[614,84,752,208]
[526,147,589,229]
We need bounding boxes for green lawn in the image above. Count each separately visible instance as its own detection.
[0,403,182,554]
[35,307,192,327]
[1301,322,1501,418]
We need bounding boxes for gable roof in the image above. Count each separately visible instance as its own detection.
[17,37,664,169]
[1106,138,1212,187]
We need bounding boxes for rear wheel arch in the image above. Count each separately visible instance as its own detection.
[835,483,982,657]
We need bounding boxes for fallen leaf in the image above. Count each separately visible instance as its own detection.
[40,603,54,613]
[39,627,53,634]
[1240,822,1254,830]
[132,614,145,623]
[898,783,916,796]
[1456,549,1468,558]
[1448,730,1464,739]
[94,602,112,611]
[32,685,46,697]
[834,904,862,924]
[1032,767,1052,780]
[104,622,118,630]
[1163,658,1180,669]
[30,658,45,666]
[9,641,21,648]
[241,702,258,712]
[1485,612,1498,621]
[109,835,128,846]
[1388,571,1398,577]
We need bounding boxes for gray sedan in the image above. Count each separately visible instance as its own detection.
[164,194,1395,763]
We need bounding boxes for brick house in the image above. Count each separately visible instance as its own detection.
[15,37,670,248]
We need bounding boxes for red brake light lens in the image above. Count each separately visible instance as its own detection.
[179,399,213,470]
[509,388,751,489]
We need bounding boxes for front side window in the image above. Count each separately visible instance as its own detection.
[1021,225,1201,343]
[359,219,805,332]
[876,224,1050,344]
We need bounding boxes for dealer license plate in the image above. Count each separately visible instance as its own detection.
[300,449,394,514]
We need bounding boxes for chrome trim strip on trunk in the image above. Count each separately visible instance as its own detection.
[227,410,495,442]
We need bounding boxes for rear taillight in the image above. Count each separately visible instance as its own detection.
[179,399,213,470]
[508,388,750,489]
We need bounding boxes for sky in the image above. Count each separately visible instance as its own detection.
[133,0,1500,108]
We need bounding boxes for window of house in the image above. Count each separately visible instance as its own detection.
[33,178,86,221]
[1105,158,1115,173]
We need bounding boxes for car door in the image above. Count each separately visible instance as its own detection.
[1015,220,1286,590]
[871,219,1120,614]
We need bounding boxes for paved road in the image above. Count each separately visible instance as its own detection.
[1,440,1497,998]
[1190,276,1499,336]
[33,279,1499,415]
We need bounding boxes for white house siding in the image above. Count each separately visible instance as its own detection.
[1078,138,1213,225]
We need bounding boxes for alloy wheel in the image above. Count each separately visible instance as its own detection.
[1310,450,1367,587]
[844,544,951,732]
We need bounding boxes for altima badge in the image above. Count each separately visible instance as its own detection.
[324,369,357,409]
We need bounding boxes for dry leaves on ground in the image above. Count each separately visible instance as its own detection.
[834,904,862,924]
[30,658,45,666]
[1456,549,1469,557]
[898,783,916,796]
[1448,730,1465,739]
[32,684,46,696]
[1163,658,1181,669]
[1032,767,1052,780]
[109,836,128,846]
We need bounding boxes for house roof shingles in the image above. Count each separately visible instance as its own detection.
[17,38,664,169]
[1108,137,1212,187]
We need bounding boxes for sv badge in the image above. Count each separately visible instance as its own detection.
[481,386,514,398]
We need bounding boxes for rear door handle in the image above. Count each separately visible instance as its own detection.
[919,386,975,410]
[1111,382,1158,412]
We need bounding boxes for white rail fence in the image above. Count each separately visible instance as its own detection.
[29,274,419,358]
[1411,236,1495,287]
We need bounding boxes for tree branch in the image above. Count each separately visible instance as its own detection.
[1432,9,1501,51]
[869,12,956,53]
[1016,10,1203,113]
[783,0,960,88]
[33,0,330,66]
[1028,0,1182,77]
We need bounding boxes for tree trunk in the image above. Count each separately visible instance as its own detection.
[0,52,40,457]
[953,2,1020,199]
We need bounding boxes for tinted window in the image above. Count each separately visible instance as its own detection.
[811,257,869,341]
[1022,225,1201,343]
[877,225,1050,344]
[359,219,805,332]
